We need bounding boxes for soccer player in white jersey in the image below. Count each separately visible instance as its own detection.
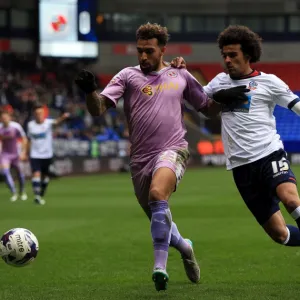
[0,110,28,202]
[173,25,300,247]
[27,103,69,205]
[74,23,248,291]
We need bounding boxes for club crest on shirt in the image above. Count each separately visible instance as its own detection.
[141,85,153,96]
[248,80,258,90]
[167,70,178,78]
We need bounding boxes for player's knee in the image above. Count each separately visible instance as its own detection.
[268,228,289,244]
[0,165,8,173]
[32,172,41,178]
[277,184,299,208]
[148,187,167,202]
[1,167,9,175]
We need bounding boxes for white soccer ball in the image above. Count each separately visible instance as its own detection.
[0,228,39,267]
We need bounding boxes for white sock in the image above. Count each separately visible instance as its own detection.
[291,207,300,220]
[283,227,291,245]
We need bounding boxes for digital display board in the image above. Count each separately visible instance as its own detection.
[39,0,98,58]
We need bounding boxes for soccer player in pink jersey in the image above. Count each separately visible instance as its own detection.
[0,110,28,202]
[75,23,248,291]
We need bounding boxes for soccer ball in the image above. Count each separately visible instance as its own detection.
[0,228,39,267]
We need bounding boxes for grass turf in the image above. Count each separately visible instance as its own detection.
[1,166,300,299]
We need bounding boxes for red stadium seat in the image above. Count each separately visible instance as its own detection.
[197,140,214,155]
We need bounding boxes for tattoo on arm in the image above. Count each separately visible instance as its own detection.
[86,92,114,116]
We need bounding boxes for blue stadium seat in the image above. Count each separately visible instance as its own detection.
[274,91,300,152]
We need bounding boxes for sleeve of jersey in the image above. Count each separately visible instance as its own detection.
[100,69,127,106]
[16,123,26,138]
[182,70,209,111]
[270,75,300,114]
[202,80,215,98]
[26,124,32,139]
[48,119,56,126]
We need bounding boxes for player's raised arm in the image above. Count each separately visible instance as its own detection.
[182,69,250,117]
[19,136,28,161]
[53,112,70,126]
[75,70,117,116]
[172,58,250,116]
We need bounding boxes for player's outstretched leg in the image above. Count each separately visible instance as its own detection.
[2,168,17,201]
[275,182,300,246]
[170,222,200,283]
[150,200,171,291]
[263,211,300,246]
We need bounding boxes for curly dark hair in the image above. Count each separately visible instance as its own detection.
[217,25,262,63]
[136,23,170,46]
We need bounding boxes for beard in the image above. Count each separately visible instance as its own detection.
[226,66,240,78]
[140,61,160,74]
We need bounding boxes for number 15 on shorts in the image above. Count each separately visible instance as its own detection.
[272,157,289,174]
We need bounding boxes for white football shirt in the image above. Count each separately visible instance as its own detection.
[27,119,55,159]
[203,71,299,170]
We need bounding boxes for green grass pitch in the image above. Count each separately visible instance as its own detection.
[1,166,300,300]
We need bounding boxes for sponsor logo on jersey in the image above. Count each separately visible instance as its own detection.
[141,82,179,96]
[219,82,231,86]
[32,132,47,139]
[222,95,252,113]
[141,85,153,96]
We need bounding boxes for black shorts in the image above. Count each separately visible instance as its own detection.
[232,149,297,225]
[30,158,53,175]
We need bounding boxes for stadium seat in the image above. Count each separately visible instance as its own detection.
[197,140,214,155]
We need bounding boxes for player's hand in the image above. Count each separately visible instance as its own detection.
[19,152,27,161]
[75,70,98,94]
[213,85,250,108]
[62,112,70,119]
[170,57,187,69]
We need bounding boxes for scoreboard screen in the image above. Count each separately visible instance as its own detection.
[39,0,98,58]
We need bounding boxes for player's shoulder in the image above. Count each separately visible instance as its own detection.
[207,72,229,86]
[10,121,22,129]
[214,72,228,79]
[256,72,287,86]
[260,72,282,81]
[27,120,36,129]
[175,67,190,76]
[45,118,55,125]
[10,121,20,126]
[111,66,141,81]
[28,120,35,126]
[120,66,141,75]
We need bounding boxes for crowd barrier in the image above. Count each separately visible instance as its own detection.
[2,139,300,179]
